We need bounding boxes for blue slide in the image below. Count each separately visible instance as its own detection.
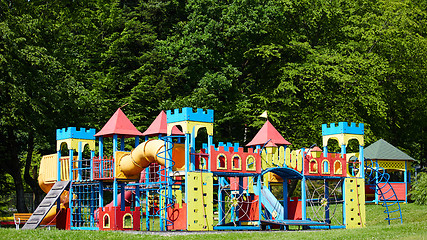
[260,186,285,220]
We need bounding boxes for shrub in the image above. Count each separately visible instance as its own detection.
[410,172,427,205]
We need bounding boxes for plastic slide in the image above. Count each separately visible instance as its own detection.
[119,139,185,176]
[260,186,285,220]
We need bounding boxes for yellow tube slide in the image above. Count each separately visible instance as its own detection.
[38,154,69,225]
[119,139,185,176]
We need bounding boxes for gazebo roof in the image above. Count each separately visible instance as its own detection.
[94,108,143,138]
[246,120,291,147]
[142,111,184,136]
[364,139,415,161]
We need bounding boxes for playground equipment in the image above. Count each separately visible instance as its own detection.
[364,139,414,203]
[27,107,403,231]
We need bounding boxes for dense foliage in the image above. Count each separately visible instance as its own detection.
[410,172,427,205]
[0,0,426,212]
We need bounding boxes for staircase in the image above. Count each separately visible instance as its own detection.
[22,181,70,229]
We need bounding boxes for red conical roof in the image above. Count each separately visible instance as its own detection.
[142,111,184,136]
[246,120,291,147]
[94,108,143,138]
[311,146,323,152]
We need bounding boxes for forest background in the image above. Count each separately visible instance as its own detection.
[0,0,426,213]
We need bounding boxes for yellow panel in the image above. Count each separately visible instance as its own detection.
[167,121,213,136]
[173,187,183,208]
[278,146,285,166]
[187,172,213,231]
[261,151,269,169]
[285,147,291,168]
[39,154,58,184]
[263,174,269,188]
[378,160,405,170]
[322,134,364,147]
[271,147,279,167]
[266,147,274,167]
[248,177,254,194]
[290,150,297,169]
[345,178,366,229]
[296,152,302,172]
[56,138,96,151]
[59,156,78,181]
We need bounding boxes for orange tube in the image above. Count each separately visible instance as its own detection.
[119,139,185,176]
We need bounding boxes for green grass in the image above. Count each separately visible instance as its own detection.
[1,203,426,240]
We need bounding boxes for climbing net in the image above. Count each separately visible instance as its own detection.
[305,179,344,226]
[215,177,259,226]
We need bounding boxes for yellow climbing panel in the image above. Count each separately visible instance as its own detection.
[345,178,366,229]
[186,172,213,231]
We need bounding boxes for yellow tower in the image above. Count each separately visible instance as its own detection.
[322,122,365,229]
[166,108,214,231]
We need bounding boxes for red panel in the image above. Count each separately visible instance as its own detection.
[288,197,302,220]
[194,151,209,170]
[56,208,70,230]
[378,183,406,201]
[365,184,376,201]
[303,153,346,177]
[167,203,187,230]
[93,157,115,180]
[239,195,259,221]
[210,146,261,174]
[98,207,140,231]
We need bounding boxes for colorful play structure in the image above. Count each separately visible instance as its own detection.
[22,107,404,230]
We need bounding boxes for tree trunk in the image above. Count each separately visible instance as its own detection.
[9,169,28,213]
[4,126,28,213]
[24,131,44,211]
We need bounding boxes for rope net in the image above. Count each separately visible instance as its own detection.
[305,179,344,226]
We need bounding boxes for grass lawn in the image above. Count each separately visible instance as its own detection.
[1,203,426,240]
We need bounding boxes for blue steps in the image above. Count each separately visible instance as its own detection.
[365,160,403,225]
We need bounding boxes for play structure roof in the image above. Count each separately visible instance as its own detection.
[364,139,415,161]
[95,108,143,138]
[311,146,323,152]
[142,111,184,136]
[246,120,291,147]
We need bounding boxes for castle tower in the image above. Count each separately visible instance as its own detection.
[322,122,365,229]
[56,127,96,182]
[246,120,291,187]
[166,108,214,231]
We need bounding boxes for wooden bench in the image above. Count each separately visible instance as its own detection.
[13,213,32,229]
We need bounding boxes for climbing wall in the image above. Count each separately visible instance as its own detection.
[186,172,213,231]
[344,178,366,229]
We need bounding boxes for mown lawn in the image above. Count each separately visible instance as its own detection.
[1,203,426,240]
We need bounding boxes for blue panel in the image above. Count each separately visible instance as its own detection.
[307,225,345,229]
[166,107,214,123]
[213,226,261,230]
[212,171,259,177]
[56,127,96,140]
[208,142,240,152]
[70,227,99,230]
[321,122,364,136]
